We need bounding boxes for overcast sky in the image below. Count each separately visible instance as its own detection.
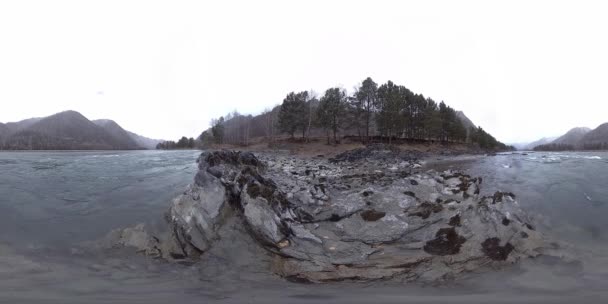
[1,0,607,143]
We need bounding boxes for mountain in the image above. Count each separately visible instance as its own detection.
[579,123,608,149]
[0,123,9,145]
[126,131,163,150]
[523,137,558,150]
[92,119,162,149]
[5,117,43,133]
[92,119,140,148]
[0,123,8,137]
[456,111,477,142]
[456,111,476,131]
[552,127,591,146]
[0,111,142,150]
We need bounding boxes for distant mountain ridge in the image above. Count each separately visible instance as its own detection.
[580,123,608,149]
[518,137,558,150]
[552,127,591,146]
[0,111,158,150]
[125,131,163,150]
[530,123,608,151]
[0,123,8,137]
[92,119,163,149]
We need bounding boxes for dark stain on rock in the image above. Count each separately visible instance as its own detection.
[502,217,511,226]
[449,214,461,227]
[520,231,529,238]
[410,179,419,186]
[481,237,514,261]
[329,214,341,222]
[403,191,416,198]
[169,252,187,260]
[409,202,444,219]
[457,182,469,193]
[444,199,459,204]
[360,209,386,221]
[246,182,275,202]
[492,192,504,203]
[492,192,516,204]
[525,223,535,231]
[362,190,374,197]
[285,275,313,284]
[423,227,466,256]
[314,184,326,194]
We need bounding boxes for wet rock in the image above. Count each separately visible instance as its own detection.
[102,224,161,257]
[329,144,422,163]
[115,150,552,284]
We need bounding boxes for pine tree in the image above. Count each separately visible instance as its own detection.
[317,87,347,144]
[375,81,405,144]
[355,77,378,143]
[278,91,308,138]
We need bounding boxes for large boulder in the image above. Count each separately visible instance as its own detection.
[114,150,549,283]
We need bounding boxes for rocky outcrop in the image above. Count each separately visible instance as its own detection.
[329,144,422,163]
[110,150,548,283]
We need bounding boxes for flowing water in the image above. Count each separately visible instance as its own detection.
[1,150,608,303]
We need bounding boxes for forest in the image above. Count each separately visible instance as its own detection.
[195,77,510,151]
[156,136,196,150]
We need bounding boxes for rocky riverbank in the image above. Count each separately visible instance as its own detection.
[105,146,553,283]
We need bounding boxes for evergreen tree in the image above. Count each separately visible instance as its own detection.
[211,116,225,144]
[177,136,189,148]
[354,77,378,143]
[375,81,405,144]
[423,98,441,140]
[317,87,347,144]
[278,91,308,138]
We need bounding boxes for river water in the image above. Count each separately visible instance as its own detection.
[1,150,607,303]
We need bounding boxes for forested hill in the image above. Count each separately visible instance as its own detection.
[0,111,152,150]
[533,124,608,151]
[198,77,511,151]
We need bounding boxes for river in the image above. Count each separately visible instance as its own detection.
[1,150,607,303]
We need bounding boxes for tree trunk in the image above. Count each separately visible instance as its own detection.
[333,128,337,144]
[365,116,370,144]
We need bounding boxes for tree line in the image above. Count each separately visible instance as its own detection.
[156,136,196,150]
[534,142,608,151]
[202,77,509,150]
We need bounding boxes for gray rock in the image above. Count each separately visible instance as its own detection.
[110,150,554,283]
